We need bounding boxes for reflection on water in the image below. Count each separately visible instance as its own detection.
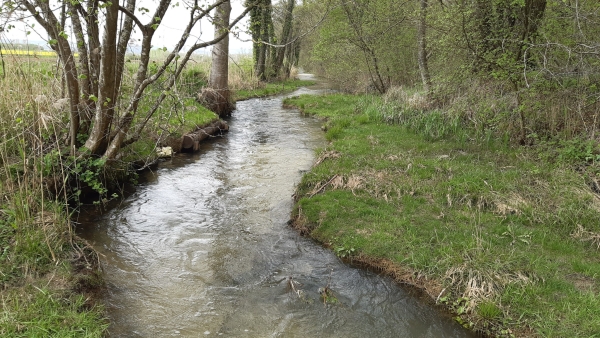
[78,81,474,337]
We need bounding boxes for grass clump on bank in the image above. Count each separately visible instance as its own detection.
[285,93,600,337]
[0,55,107,336]
[0,199,108,337]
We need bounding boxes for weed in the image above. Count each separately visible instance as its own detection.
[334,245,355,258]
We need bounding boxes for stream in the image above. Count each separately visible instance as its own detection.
[77,76,475,337]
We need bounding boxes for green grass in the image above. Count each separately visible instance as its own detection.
[287,93,600,337]
[0,198,107,337]
[234,79,316,101]
[1,56,107,337]
[123,64,219,162]
[1,285,108,337]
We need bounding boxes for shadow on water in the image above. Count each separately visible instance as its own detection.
[77,78,476,337]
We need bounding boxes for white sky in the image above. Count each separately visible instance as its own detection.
[1,0,253,54]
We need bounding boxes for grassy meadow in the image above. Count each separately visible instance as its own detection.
[285,92,600,337]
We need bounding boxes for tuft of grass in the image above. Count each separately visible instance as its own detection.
[287,92,600,337]
[477,301,503,320]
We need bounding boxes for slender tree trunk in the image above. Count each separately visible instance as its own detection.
[252,0,273,80]
[341,0,388,93]
[201,0,234,116]
[417,0,432,94]
[517,0,547,63]
[274,0,295,79]
[257,0,270,80]
[69,2,94,136]
[85,0,120,155]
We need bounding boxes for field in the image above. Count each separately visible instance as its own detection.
[2,49,62,57]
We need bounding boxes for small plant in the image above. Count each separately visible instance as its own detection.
[318,269,338,305]
[334,245,355,258]
[501,224,532,246]
[556,139,600,165]
[477,301,502,320]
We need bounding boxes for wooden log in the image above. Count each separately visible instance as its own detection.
[181,120,229,151]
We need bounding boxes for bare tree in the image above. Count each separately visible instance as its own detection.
[7,0,254,159]
[273,0,295,79]
[417,0,431,93]
[339,0,392,94]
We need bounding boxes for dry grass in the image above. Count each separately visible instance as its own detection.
[383,86,431,111]
[312,150,341,167]
[571,224,600,250]
[445,265,535,313]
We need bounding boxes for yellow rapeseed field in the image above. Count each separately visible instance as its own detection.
[2,49,78,57]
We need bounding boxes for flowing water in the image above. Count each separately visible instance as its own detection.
[78,77,474,337]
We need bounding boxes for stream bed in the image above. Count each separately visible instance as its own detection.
[78,79,474,337]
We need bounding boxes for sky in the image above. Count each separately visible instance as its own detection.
[0,0,253,54]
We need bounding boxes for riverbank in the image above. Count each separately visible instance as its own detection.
[0,70,313,336]
[285,93,600,337]
[126,78,315,164]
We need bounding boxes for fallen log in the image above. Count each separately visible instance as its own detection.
[181,120,229,152]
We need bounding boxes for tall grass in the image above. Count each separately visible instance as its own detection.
[0,54,107,336]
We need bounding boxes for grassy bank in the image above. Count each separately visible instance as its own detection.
[0,56,107,336]
[285,93,600,337]
[0,199,108,337]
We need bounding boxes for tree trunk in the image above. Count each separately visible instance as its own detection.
[253,0,274,80]
[417,0,432,94]
[202,0,234,116]
[85,0,120,155]
[274,0,295,79]
[23,0,82,154]
[181,120,229,152]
